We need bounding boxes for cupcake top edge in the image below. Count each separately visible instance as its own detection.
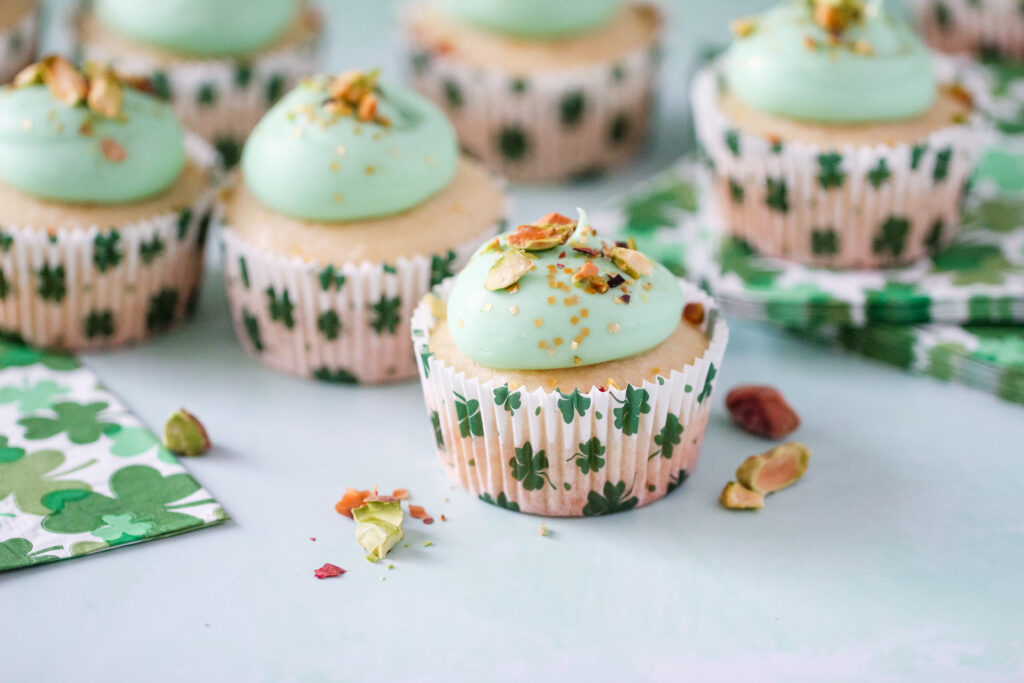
[241,69,459,223]
[436,0,622,39]
[94,0,301,58]
[0,56,186,205]
[724,0,937,124]
[443,210,686,371]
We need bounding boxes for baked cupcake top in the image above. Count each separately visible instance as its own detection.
[437,0,620,39]
[241,69,458,222]
[445,211,684,371]
[94,0,299,57]
[725,0,936,123]
[0,56,185,204]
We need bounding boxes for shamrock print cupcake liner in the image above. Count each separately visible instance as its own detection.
[411,279,729,517]
[0,2,39,85]
[692,57,990,269]
[0,136,220,352]
[72,1,323,167]
[400,3,663,183]
[908,0,1024,60]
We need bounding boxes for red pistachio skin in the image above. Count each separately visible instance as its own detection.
[725,385,800,439]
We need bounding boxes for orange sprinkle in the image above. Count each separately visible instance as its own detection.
[570,316,580,325]
[547,296,556,305]
[534,318,544,328]
[335,488,371,518]
[580,309,589,318]
[392,488,409,500]
[440,514,447,522]
[564,295,579,306]
[553,337,563,346]
[409,504,434,524]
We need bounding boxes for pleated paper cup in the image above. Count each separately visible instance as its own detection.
[399,2,663,183]
[0,135,221,351]
[72,2,323,166]
[412,279,729,517]
[692,56,990,269]
[908,0,1024,59]
[0,3,40,85]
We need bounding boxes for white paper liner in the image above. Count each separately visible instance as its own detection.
[0,4,39,85]
[411,279,729,517]
[908,0,1024,59]
[72,2,322,164]
[692,56,990,269]
[399,2,663,182]
[0,135,221,351]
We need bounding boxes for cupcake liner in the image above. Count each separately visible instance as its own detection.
[0,135,221,351]
[221,212,507,385]
[0,3,39,84]
[411,279,729,517]
[399,2,663,183]
[72,1,323,166]
[908,0,1024,59]
[692,56,990,269]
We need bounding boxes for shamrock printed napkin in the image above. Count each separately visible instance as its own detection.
[0,340,226,572]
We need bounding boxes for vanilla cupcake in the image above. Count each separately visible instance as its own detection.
[693,0,987,269]
[0,56,219,350]
[401,0,663,182]
[412,211,728,516]
[74,0,322,165]
[221,70,506,384]
[0,1,39,85]
[908,0,1024,60]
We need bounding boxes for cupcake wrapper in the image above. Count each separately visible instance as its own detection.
[399,3,663,182]
[221,216,507,385]
[0,136,221,351]
[73,2,322,166]
[908,0,1024,59]
[411,279,729,517]
[0,4,39,84]
[692,57,990,269]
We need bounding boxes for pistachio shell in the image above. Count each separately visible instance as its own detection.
[484,248,533,291]
[607,246,653,278]
[507,222,576,251]
[13,61,46,88]
[720,482,765,510]
[736,442,811,494]
[42,56,88,106]
[87,70,123,118]
[163,408,211,457]
[423,292,447,320]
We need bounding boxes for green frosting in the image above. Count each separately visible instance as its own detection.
[437,0,620,39]
[446,212,684,371]
[0,85,185,204]
[95,0,299,57]
[242,76,458,222]
[725,0,936,123]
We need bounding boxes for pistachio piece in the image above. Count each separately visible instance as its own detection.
[42,56,88,106]
[683,302,706,326]
[507,222,576,251]
[484,248,533,291]
[87,69,123,118]
[163,408,211,457]
[720,482,765,510]
[13,61,46,88]
[730,17,757,38]
[607,246,654,278]
[811,0,863,34]
[736,442,811,494]
[352,499,404,562]
[100,137,126,162]
[572,261,609,293]
[423,292,447,320]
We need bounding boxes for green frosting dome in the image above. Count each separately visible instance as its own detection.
[437,0,620,38]
[241,73,458,222]
[0,84,185,204]
[446,211,684,371]
[725,0,936,123]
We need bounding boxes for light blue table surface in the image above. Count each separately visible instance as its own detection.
[3,2,1022,682]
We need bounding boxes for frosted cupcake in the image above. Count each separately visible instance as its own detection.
[693,0,987,269]
[0,1,39,85]
[907,0,1024,60]
[401,0,663,182]
[221,70,506,384]
[74,0,322,166]
[412,211,728,516]
[0,56,219,350]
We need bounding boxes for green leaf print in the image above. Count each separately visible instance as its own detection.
[146,289,179,332]
[265,73,286,105]
[728,178,745,205]
[649,414,684,460]
[430,411,444,449]
[109,426,176,463]
[765,178,789,213]
[371,294,402,335]
[567,437,605,474]
[720,238,782,289]
[557,389,591,423]
[177,207,192,240]
[925,342,968,381]
[37,264,66,302]
[0,379,69,413]
[319,265,346,291]
[84,310,115,339]
[933,147,952,183]
[873,216,910,258]
[91,513,154,543]
[0,538,62,569]
[242,308,264,352]
[508,442,554,491]
[493,385,521,414]
[560,90,586,127]
[612,386,651,435]
[317,310,341,340]
[150,71,171,100]
[867,159,891,188]
[0,445,93,515]
[932,243,1018,285]
[266,287,295,329]
[697,364,717,404]
[453,392,483,438]
[724,129,740,157]
[666,468,689,494]
[498,127,529,161]
[811,228,839,256]
[139,235,165,264]
[93,231,122,273]
[0,342,79,371]
[817,152,845,189]
[622,182,698,232]
[0,270,10,300]
[430,250,457,287]
[18,401,119,445]
[311,367,359,384]
[911,143,928,170]
[479,491,520,512]
[582,481,638,516]
[972,197,1024,233]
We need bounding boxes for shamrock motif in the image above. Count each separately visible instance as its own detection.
[817,152,845,190]
[0,342,79,371]
[973,197,1024,233]
[430,251,456,287]
[498,127,529,161]
[867,159,891,189]
[238,257,250,288]
[865,281,929,319]
[150,71,171,100]
[509,442,554,491]
[139,235,165,264]
[430,411,444,449]
[666,469,689,494]
[93,231,122,273]
[371,294,402,335]
[312,367,359,384]
[765,178,789,213]
[92,513,154,543]
[609,114,630,145]
[19,401,119,444]
[724,129,740,157]
[0,231,12,252]
[973,333,1024,367]
[0,379,69,413]
[453,392,483,438]
[933,147,952,183]
[649,414,684,460]
[442,79,463,108]
[729,178,744,205]
[37,263,66,302]
[109,426,176,463]
[197,82,217,106]
[319,265,346,291]
[557,389,591,423]
[911,143,928,171]
[0,270,10,300]
[560,90,586,127]
[266,74,286,105]
[242,309,264,352]
[420,350,434,379]
[926,342,968,381]
[146,288,179,332]
[697,364,717,404]
[582,481,638,516]
[84,311,115,339]
[0,445,93,515]
[479,491,520,512]
[266,287,295,329]
[41,465,211,543]
[215,137,242,167]
[317,310,341,340]
[924,220,945,253]
[612,386,651,436]
[932,243,1018,286]
[0,538,61,569]
[720,238,782,289]
[623,182,697,233]
[568,437,605,474]
[493,385,521,414]
[873,216,910,258]
[811,228,839,256]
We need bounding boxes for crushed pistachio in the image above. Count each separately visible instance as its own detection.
[810,0,864,34]
[163,409,211,457]
[509,305,519,316]
[14,55,139,119]
[607,323,621,334]
[484,248,533,291]
[730,17,757,38]
[100,137,126,162]
[606,246,653,278]
[325,69,391,126]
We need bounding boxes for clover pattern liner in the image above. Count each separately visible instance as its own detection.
[0,341,226,572]
[0,4,39,85]
[908,0,1024,61]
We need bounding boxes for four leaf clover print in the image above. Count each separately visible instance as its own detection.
[509,442,554,491]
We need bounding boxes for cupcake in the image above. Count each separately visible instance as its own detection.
[401,0,663,182]
[221,70,506,384]
[907,0,1024,60]
[0,56,219,350]
[73,0,322,166]
[692,0,988,269]
[412,211,728,516]
[0,1,40,85]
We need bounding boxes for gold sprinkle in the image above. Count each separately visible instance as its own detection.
[389,147,401,158]
[481,303,492,312]
[21,118,32,131]
[538,340,548,349]
[547,296,556,305]
[336,145,347,156]
[426,155,436,165]
[580,309,589,318]
[852,39,873,55]
[457,318,464,329]
[571,341,579,350]
[649,367,661,376]
[564,295,579,306]
[372,132,382,141]
[573,356,582,366]
[47,109,56,120]
[642,293,649,302]
[730,17,757,38]
[333,192,344,203]
[804,35,817,51]
[553,337,563,346]
[581,327,590,338]
[642,282,653,291]
[534,318,543,328]
[365,165,376,175]
[509,305,519,316]
[607,323,621,334]
[330,161,340,171]
[353,125,363,135]
[570,316,580,325]
[607,378,620,390]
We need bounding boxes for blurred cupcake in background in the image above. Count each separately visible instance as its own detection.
[400,0,663,183]
[907,0,1024,60]
[0,56,220,350]
[221,70,506,384]
[0,1,40,84]
[73,0,322,166]
[693,0,988,269]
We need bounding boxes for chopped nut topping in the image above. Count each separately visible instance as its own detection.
[323,69,390,127]
[484,248,533,291]
[15,56,143,120]
[607,323,621,334]
[811,0,864,35]
[851,39,873,55]
[100,137,126,162]
[606,246,654,278]
[508,213,577,251]
[509,305,519,316]
[683,302,706,326]
[730,17,758,38]
[572,261,609,293]
[86,67,122,118]
[946,83,974,109]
